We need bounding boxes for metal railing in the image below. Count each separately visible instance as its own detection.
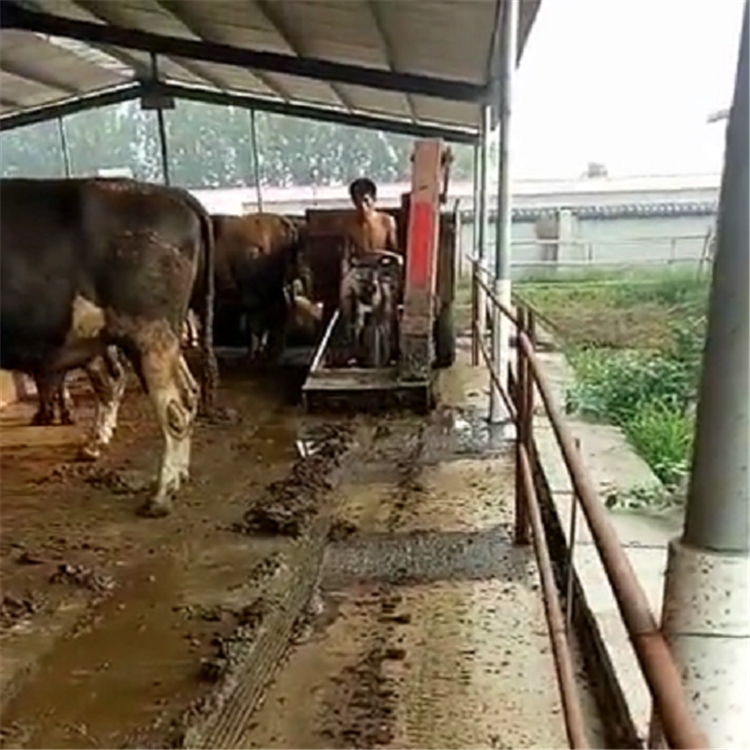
[469,259,708,749]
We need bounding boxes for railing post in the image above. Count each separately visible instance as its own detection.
[471,258,480,366]
[525,308,536,444]
[514,306,530,545]
[565,437,582,632]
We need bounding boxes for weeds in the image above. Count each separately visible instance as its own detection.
[527,270,710,495]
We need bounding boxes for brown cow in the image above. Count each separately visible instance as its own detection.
[204,212,315,359]
[1,177,216,517]
[29,347,124,445]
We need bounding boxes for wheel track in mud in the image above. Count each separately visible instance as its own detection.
[171,422,361,749]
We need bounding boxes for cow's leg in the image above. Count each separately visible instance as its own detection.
[58,380,75,425]
[132,322,198,517]
[30,373,57,426]
[175,353,199,480]
[79,352,126,462]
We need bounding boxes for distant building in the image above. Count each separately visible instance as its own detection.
[189,173,720,278]
[97,167,134,178]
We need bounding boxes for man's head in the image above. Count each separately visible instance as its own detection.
[349,177,377,212]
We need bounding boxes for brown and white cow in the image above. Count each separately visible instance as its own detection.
[0,177,217,517]
[203,212,316,359]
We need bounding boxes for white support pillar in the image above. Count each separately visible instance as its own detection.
[476,105,491,351]
[489,0,517,426]
[649,4,749,747]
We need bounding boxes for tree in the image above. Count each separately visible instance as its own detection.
[1,98,477,188]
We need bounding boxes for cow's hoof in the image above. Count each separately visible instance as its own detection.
[137,498,172,518]
[78,444,102,462]
[30,413,51,427]
[60,414,75,426]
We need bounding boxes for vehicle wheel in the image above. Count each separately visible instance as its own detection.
[362,320,381,368]
[433,302,456,368]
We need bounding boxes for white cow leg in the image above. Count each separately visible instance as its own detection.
[79,352,126,462]
[134,324,196,517]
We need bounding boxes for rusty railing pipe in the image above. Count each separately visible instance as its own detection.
[518,331,708,750]
[514,306,530,545]
[474,320,517,421]
[476,272,518,327]
[519,443,590,749]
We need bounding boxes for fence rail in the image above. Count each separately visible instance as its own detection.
[456,230,715,279]
[469,261,708,749]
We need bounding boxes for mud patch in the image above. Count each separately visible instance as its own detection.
[83,467,152,495]
[316,589,405,748]
[235,423,353,538]
[0,593,45,629]
[49,563,116,593]
[199,597,269,683]
[199,406,242,427]
[328,518,359,542]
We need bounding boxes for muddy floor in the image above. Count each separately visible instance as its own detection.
[1,340,593,749]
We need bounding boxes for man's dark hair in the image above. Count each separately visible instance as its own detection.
[349,177,377,202]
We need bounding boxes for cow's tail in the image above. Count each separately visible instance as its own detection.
[198,207,218,415]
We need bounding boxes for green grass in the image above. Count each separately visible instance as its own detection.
[516,267,710,496]
[518,267,709,350]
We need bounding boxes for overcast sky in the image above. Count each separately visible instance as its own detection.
[511,0,746,179]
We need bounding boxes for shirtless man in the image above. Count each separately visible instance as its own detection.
[346,177,399,255]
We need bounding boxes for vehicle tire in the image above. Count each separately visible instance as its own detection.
[363,320,384,368]
[433,302,456,368]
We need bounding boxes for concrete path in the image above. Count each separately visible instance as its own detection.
[238,343,569,749]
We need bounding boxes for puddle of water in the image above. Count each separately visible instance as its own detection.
[0,537,285,749]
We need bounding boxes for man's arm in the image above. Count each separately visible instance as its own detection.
[384,214,399,253]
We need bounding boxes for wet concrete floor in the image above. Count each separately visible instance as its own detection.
[0,359,324,748]
[239,414,568,749]
[1,341,579,748]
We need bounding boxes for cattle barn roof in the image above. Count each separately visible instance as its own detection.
[0,0,542,140]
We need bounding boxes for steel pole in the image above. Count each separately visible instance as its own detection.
[649,4,749,747]
[149,53,170,187]
[57,116,71,177]
[471,141,480,259]
[476,105,491,363]
[156,107,170,186]
[249,108,263,212]
[489,0,518,425]
[471,141,481,365]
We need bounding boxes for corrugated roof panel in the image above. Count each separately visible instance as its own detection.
[332,83,412,120]
[1,0,544,133]
[381,0,497,82]
[410,96,479,129]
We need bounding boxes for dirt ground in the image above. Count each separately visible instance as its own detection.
[0,340,587,749]
[0,354,354,749]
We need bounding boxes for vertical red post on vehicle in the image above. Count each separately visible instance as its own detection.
[400,138,444,381]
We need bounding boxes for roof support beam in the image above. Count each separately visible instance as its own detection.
[367,0,417,121]
[69,0,228,91]
[0,82,141,131]
[0,79,479,143]
[1,2,487,102]
[254,0,355,112]
[0,59,80,94]
[153,0,291,101]
[157,82,477,143]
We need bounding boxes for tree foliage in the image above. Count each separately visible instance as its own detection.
[0,98,476,189]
